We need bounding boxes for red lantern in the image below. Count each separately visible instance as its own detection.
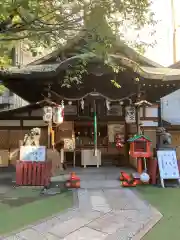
[115,134,124,149]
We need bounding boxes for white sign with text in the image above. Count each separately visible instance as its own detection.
[20,146,46,162]
[157,149,180,188]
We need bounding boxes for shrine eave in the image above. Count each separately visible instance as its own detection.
[1,54,180,81]
[29,36,163,68]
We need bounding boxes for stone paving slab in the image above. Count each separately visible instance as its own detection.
[17,229,45,240]
[2,179,162,240]
[64,226,108,240]
[49,217,89,238]
[90,190,112,213]
[88,212,127,234]
[32,216,60,234]
[80,180,120,189]
[76,210,105,221]
[45,233,61,240]
[3,236,21,240]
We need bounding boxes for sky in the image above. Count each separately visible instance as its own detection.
[143,0,178,66]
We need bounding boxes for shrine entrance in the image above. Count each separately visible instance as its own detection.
[53,92,132,168]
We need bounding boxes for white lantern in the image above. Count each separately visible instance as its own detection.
[125,106,136,123]
[140,172,150,183]
[43,106,53,122]
[53,105,64,124]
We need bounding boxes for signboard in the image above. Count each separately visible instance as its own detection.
[64,105,77,115]
[20,146,46,162]
[108,124,124,142]
[157,149,180,188]
[64,138,75,151]
[107,105,122,116]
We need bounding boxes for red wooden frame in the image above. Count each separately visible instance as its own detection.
[16,161,52,186]
[129,137,152,158]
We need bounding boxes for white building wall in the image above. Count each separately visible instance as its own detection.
[161,89,180,124]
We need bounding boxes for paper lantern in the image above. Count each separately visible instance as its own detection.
[43,106,53,122]
[53,105,64,124]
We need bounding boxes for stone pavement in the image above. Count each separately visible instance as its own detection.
[2,168,162,240]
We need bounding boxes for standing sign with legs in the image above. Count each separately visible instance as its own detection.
[157,148,180,188]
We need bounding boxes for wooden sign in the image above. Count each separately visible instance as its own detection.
[64,105,77,115]
[64,138,75,151]
[20,146,46,162]
[107,105,122,116]
[157,149,180,188]
[108,124,124,142]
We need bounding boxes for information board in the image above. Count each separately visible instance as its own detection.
[64,138,75,151]
[20,146,46,162]
[157,149,180,188]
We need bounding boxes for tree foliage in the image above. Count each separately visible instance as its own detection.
[0,0,157,88]
[0,0,156,47]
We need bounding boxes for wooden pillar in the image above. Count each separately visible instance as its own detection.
[123,105,130,165]
[93,100,98,157]
[137,158,143,174]
[47,121,52,149]
[136,83,143,172]
[156,101,162,149]
[11,47,16,66]
[136,84,141,134]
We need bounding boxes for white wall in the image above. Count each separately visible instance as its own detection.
[161,89,180,124]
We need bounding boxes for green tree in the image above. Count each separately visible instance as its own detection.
[0,0,156,50]
[0,0,157,88]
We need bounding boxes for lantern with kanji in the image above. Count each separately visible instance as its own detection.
[125,106,136,123]
[128,134,152,158]
[53,105,64,124]
[43,106,53,122]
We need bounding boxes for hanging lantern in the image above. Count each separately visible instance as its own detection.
[125,106,136,123]
[115,133,124,150]
[43,106,53,122]
[53,105,64,124]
